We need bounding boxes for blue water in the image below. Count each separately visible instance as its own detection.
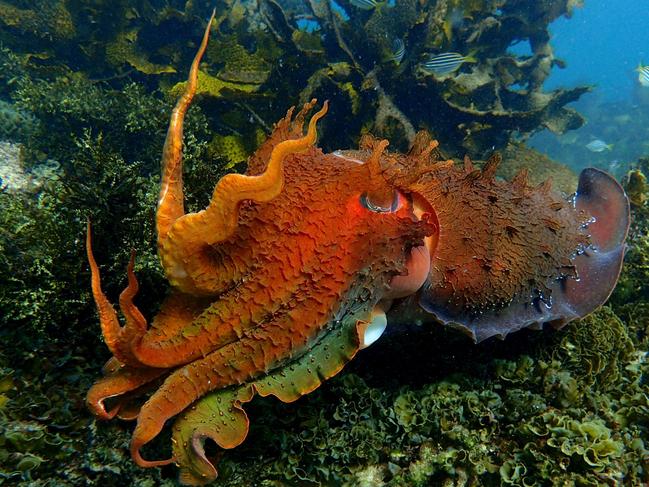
[529,0,649,174]
[546,0,649,101]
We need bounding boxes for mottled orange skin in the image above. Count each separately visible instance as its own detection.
[87,105,433,466]
[85,13,629,483]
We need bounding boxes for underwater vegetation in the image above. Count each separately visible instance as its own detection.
[0,0,589,158]
[0,1,647,486]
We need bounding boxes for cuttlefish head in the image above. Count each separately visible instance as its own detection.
[321,136,441,348]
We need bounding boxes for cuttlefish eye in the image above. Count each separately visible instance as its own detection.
[360,190,403,213]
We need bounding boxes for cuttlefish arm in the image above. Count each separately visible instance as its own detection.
[170,289,378,486]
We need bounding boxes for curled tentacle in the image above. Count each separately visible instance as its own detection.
[87,221,144,367]
[87,366,167,420]
[86,222,152,368]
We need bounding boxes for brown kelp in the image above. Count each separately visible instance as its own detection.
[1,0,588,156]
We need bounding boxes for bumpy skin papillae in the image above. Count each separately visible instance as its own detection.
[410,162,628,342]
[368,132,629,342]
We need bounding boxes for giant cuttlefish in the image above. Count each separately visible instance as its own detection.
[85,12,629,485]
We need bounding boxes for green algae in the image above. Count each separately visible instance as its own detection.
[168,70,260,100]
[543,307,635,393]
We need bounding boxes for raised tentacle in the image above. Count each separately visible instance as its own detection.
[86,221,122,360]
[87,222,144,367]
[157,9,216,247]
[87,222,155,368]
[159,101,328,295]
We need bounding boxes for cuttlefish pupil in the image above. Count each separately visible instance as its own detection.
[360,189,401,213]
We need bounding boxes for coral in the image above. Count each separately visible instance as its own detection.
[0,348,178,486]
[293,0,591,153]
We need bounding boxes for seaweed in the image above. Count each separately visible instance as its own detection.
[0,0,590,156]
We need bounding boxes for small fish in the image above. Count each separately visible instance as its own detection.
[608,159,623,172]
[585,140,613,152]
[390,39,406,64]
[420,52,476,76]
[636,64,649,87]
[349,0,380,10]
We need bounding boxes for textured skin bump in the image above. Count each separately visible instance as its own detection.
[413,162,588,326]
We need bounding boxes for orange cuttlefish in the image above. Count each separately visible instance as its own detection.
[85,11,629,485]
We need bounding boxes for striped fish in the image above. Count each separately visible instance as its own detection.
[349,0,379,10]
[390,38,406,64]
[420,52,476,76]
[637,64,649,87]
